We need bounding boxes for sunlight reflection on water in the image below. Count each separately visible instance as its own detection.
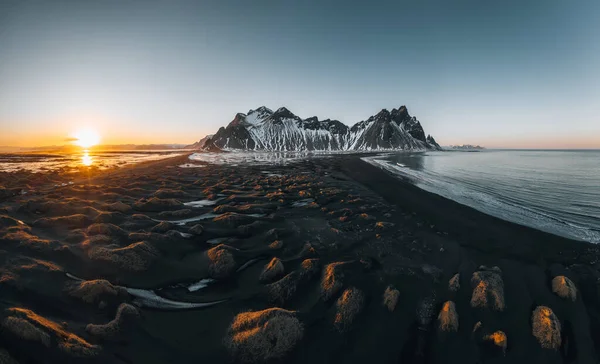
[0,150,185,173]
[81,150,93,166]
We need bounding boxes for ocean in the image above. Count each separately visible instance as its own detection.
[365,150,600,244]
[0,150,185,173]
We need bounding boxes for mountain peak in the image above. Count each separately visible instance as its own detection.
[203,104,440,151]
[248,106,273,115]
[272,107,297,119]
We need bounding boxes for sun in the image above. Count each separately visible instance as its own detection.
[72,129,101,148]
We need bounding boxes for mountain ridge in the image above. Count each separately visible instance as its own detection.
[197,105,441,152]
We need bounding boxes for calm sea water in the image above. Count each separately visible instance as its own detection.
[0,150,185,173]
[366,150,600,243]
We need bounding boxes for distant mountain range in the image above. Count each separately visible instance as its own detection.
[445,144,485,150]
[192,105,441,152]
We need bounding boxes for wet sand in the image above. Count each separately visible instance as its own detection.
[0,153,599,363]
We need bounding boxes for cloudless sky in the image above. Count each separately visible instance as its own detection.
[1,0,599,148]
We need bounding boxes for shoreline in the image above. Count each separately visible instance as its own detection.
[339,155,598,263]
[0,153,598,363]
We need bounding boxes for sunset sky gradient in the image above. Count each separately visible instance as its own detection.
[1,0,599,148]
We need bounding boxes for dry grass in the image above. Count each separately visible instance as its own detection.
[150,221,175,233]
[551,275,577,301]
[66,279,126,304]
[375,221,394,230]
[438,301,459,332]
[33,214,89,229]
[532,306,561,350]
[103,201,131,213]
[189,224,204,235]
[334,287,365,332]
[86,303,139,340]
[225,308,303,362]
[2,316,51,347]
[484,331,507,354]
[470,268,505,311]
[207,245,237,279]
[299,258,320,279]
[382,286,399,312]
[0,349,19,364]
[321,262,345,301]
[134,197,182,211]
[267,273,299,304]
[88,241,159,271]
[260,257,284,283]
[86,223,125,236]
[266,259,319,304]
[3,307,99,357]
[269,240,283,250]
[449,273,460,292]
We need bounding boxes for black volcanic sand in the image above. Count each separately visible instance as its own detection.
[0,154,599,363]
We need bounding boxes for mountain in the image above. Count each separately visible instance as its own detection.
[446,144,485,150]
[185,135,214,150]
[199,105,441,152]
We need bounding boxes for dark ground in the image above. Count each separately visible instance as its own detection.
[0,153,599,364]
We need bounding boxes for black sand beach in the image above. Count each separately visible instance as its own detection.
[0,153,599,363]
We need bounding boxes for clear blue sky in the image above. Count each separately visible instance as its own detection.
[1,0,599,148]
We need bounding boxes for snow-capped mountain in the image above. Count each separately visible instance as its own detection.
[198,105,441,151]
[185,134,213,149]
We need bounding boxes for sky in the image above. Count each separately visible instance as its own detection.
[0,0,599,148]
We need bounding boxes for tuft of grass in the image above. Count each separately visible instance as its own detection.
[532,306,561,350]
[225,308,303,362]
[382,286,400,312]
[3,307,99,357]
[86,303,139,340]
[551,275,577,301]
[66,279,126,304]
[484,331,507,354]
[470,267,505,311]
[86,223,125,236]
[321,262,346,301]
[206,244,237,279]
[88,241,159,272]
[438,301,459,332]
[334,287,365,332]
[449,273,460,292]
[259,257,284,283]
